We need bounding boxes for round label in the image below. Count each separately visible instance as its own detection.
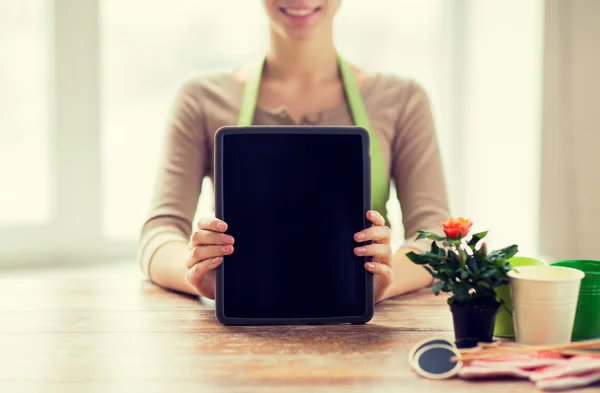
[412,344,463,380]
[408,337,455,364]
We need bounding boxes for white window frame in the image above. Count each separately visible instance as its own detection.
[0,0,463,268]
[0,0,130,268]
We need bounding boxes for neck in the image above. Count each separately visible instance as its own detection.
[264,28,338,83]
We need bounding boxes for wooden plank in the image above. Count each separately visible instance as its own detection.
[0,306,453,333]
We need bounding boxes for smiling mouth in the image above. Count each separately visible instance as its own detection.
[279,6,322,17]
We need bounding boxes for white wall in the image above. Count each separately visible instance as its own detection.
[461,0,544,257]
[540,0,600,260]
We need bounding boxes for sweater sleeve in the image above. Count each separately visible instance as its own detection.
[137,80,210,277]
[391,80,450,252]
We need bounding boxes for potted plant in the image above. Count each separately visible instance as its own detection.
[406,217,518,347]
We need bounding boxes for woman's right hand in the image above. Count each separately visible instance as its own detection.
[186,217,235,298]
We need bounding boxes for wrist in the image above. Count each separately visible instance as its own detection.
[149,241,199,296]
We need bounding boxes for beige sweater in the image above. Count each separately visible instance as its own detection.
[138,68,450,276]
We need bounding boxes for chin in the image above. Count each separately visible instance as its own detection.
[278,26,320,41]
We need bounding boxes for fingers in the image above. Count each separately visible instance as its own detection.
[355,210,391,244]
[359,213,394,299]
[197,217,228,232]
[366,210,385,227]
[187,244,234,269]
[189,230,234,248]
[187,215,230,299]
[354,243,392,265]
[187,257,223,279]
[188,217,235,269]
[186,259,220,297]
[354,225,391,244]
[365,261,393,287]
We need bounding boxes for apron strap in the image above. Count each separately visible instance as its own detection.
[237,58,265,126]
[236,55,390,224]
[338,57,390,224]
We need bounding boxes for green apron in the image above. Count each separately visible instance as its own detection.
[236,56,390,224]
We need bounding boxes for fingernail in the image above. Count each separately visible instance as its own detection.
[223,235,234,244]
[367,263,376,269]
[355,232,366,240]
[217,222,227,231]
[212,257,221,264]
[221,245,231,252]
[356,247,366,254]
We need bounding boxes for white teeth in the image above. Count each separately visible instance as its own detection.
[284,8,314,16]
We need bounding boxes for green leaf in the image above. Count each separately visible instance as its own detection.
[422,265,437,278]
[467,231,488,249]
[452,285,470,302]
[416,231,446,242]
[487,245,519,261]
[506,245,519,259]
[415,231,429,240]
[493,258,507,268]
[406,252,438,266]
[405,251,418,263]
[432,282,444,296]
[431,241,445,257]
[446,250,459,271]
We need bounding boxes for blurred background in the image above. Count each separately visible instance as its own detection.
[1,0,598,271]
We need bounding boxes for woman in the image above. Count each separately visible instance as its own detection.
[138,0,450,304]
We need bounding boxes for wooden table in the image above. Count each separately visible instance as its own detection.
[0,263,594,393]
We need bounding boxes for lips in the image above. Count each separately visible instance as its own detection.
[280,7,320,16]
[279,5,322,22]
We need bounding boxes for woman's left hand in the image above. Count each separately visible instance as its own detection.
[354,210,394,303]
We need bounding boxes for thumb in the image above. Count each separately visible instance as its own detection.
[187,269,216,299]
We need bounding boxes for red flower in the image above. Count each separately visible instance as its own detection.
[442,217,473,239]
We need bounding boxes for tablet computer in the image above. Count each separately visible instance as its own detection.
[214,126,373,325]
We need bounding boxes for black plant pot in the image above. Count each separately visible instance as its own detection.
[450,302,500,348]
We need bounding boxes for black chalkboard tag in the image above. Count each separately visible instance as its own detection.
[408,337,455,364]
[412,344,463,380]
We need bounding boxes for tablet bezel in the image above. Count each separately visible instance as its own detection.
[213,125,374,325]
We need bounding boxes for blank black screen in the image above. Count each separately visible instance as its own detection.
[220,132,368,320]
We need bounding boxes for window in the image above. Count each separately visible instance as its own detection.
[100,0,447,248]
[0,0,50,226]
[1,0,545,266]
[100,0,270,238]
